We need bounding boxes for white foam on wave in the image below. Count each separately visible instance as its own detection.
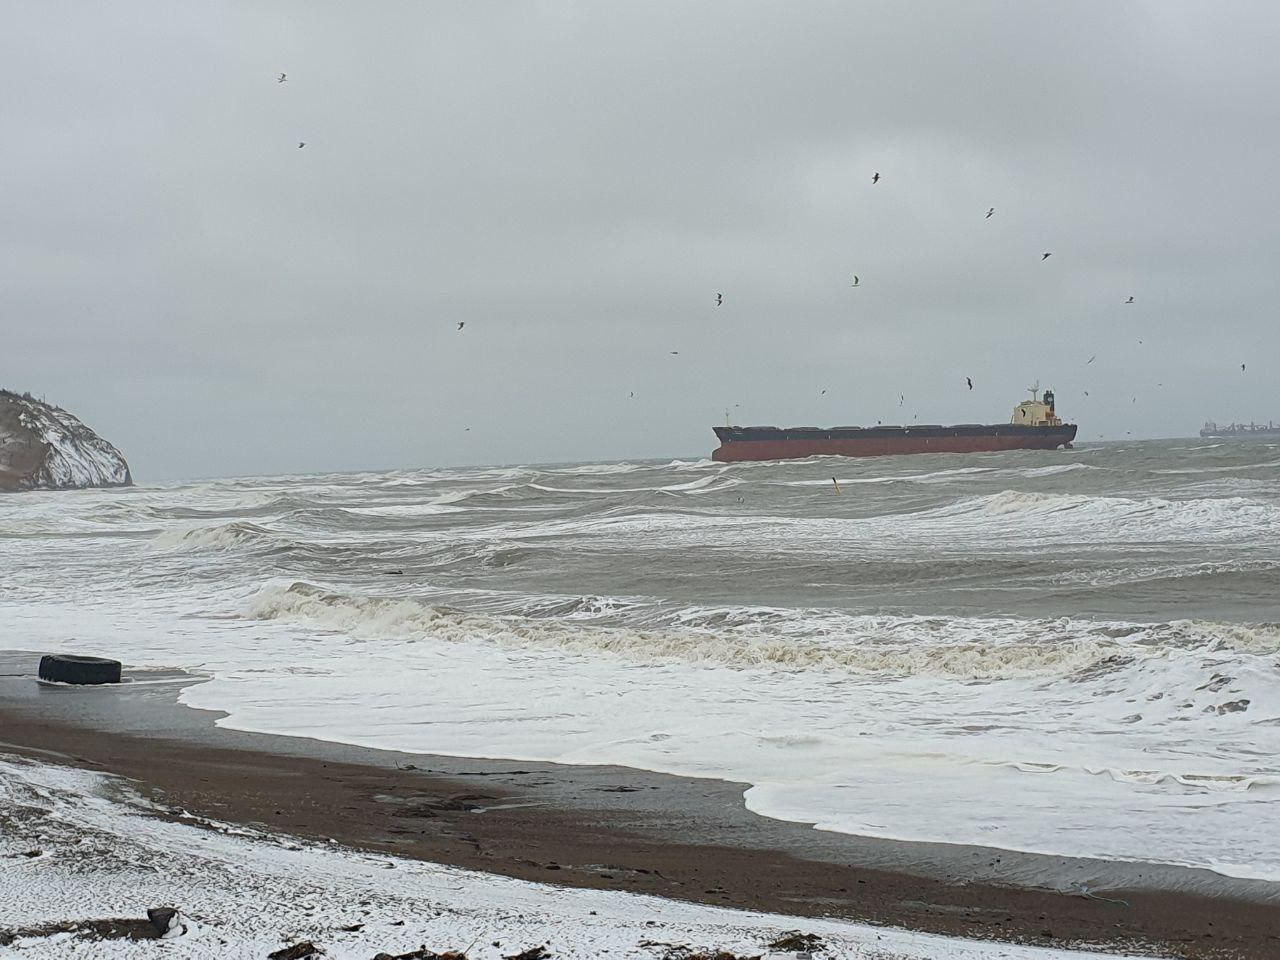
[1015,462,1096,477]
[783,465,997,487]
[525,474,738,495]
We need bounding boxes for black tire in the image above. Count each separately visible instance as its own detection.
[38,654,122,685]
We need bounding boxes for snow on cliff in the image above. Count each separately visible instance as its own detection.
[0,390,132,491]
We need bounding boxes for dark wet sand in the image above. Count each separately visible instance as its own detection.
[2,652,1277,959]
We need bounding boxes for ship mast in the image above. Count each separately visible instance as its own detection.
[1027,380,1040,403]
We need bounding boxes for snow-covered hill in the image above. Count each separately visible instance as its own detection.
[0,390,132,491]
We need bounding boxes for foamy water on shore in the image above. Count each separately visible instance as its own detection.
[4,439,1280,879]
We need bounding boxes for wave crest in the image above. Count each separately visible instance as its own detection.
[248,582,1141,679]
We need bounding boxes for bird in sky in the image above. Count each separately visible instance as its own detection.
[1084,390,1090,397]
[298,142,305,149]
[715,292,723,306]
[966,377,973,390]
[872,172,880,183]
[898,394,904,406]
[277,73,287,83]
[1137,339,1143,345]
[1125,296,1135,304]
[985,207,995,219]
[820,389,827,395]
[1041,252,1052,260]
[456,321,465,331]
[670,351,679,355]
[1087,355,1096,364]
[851,275,860,287]
[1242,363,1247,372]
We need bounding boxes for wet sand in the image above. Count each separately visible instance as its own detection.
[2,651,1277,958]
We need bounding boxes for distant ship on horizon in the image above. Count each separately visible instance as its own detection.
[712,386,1077,462]
[1200,420,1280,438]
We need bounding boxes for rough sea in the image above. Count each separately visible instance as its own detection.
[5,439,1279,880]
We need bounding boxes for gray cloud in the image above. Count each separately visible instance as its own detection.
[3,1,1278,479]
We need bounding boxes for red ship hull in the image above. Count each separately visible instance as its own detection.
[711,424,1077,462]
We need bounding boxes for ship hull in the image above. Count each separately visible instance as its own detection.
[711,424,1077,462]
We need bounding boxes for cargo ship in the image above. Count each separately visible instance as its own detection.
[1200,421,1280,438]
[712,387,1077,462]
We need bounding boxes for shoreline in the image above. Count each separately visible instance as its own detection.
[2,651,1278,958]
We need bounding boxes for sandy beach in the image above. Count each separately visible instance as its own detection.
[2,652,1276,959]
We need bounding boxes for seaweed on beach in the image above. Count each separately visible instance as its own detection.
[501,948,551,960]
[641,944,761,960]
[270,941,324,959]
[767,930,824,952]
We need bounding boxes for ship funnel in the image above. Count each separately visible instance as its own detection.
[1044,389,1055,411]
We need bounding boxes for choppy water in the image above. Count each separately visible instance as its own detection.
[4,439,1280,880]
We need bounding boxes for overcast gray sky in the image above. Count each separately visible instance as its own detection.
[3,1,1278,480]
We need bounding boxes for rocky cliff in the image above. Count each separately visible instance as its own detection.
[0,390,132,491]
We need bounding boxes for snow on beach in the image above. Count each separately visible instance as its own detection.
[0,755,1163,960]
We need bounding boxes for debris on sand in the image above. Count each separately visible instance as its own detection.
[146,906,188,938]
[503,947,551,960]
[0,917,160,944]
[767,931,824,952]
[269,941,324,959]
[644,946,760,960]
[372,948,467,960]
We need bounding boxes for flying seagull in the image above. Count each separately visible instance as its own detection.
[872,172,880,183]
[298,142,305,149]
[715,292,723,306]
[629,391,635,398]
[1125,296,1135,304]
[966,377,973,390]
[820,389,827,395]
[670,350,679,355]
[1242,363,1246,372]
[1083,390,1090,397]
[456,321,465,331]
[1041,252,1052,260]
[898,393,904,406]
[277,73,287,83]
[985,207,995,219]
[851,275,860,287]
[1087,354,1096,364]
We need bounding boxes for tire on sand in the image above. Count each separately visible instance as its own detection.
[38,654,122,685]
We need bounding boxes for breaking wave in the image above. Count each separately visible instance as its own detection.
[245,581,1280,677]
[151,522,281,551]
